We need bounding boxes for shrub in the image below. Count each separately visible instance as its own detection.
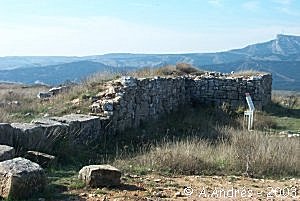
[155,65,178,76]
[175,63,200,74]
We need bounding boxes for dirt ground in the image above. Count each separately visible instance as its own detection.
[60,174,299,201]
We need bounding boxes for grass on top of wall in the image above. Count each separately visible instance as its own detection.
[129,63,206,78]
[231,69,268,77]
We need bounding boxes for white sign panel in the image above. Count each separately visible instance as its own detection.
[245,93,255,111]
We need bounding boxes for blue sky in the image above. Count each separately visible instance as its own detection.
[0,0,299,56]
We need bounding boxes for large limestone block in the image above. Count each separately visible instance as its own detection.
[51,114,101,144]
[78,164,121,187]
[11,123,67,153]
[0,145,15,162]
[24,151,56,168]
[0,157,46,199]
[11,123,49,151]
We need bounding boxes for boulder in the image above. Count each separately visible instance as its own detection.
[78,164,121,187]
[0,145,15,162]
[24,151,56,168]
[0,157,46,199]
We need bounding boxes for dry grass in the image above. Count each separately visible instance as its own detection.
[0,73,118,123]
[253,111,277,130]
[130,63,204,78]
[175,62,200,74]
[114,127,299,177]
[271,92,300,109]
[0,84,50,122]
[232,69,267,77]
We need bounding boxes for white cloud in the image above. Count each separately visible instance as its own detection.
[242,1,260,11]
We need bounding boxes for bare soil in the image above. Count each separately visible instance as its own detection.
[57,174,299,201]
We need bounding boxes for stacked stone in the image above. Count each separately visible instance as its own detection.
[187,73,272,110]
[98,76,189,133]
[0,73,272,153]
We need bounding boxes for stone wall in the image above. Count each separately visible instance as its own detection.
[0,73,272,153]
[186,73,272,109]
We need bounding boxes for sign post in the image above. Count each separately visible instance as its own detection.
[244,93,255,130]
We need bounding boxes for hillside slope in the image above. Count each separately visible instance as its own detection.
[0,61,130,85]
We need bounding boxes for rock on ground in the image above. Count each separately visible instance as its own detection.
[0,157,46,199]
[24,150,56,168]
[78,164,121,187]
[0,145,15,162]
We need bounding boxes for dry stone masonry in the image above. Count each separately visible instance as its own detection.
[0,73,272,153]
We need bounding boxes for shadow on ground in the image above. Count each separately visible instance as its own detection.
[264,102,300,118]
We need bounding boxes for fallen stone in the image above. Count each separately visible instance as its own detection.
[0,157,45,199]
[24,151,56,168]
[78,164,121,187]
[0,145,15,162]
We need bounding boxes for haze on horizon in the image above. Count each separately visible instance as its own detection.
[0,0,300,56]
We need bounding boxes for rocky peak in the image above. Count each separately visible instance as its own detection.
[273,34,300,55]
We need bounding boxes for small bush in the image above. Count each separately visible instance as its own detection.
[175,63,200,74]
[156,65,178,76]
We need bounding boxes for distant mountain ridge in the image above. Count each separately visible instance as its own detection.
[0,61,135,85]
[0,34,299,90]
